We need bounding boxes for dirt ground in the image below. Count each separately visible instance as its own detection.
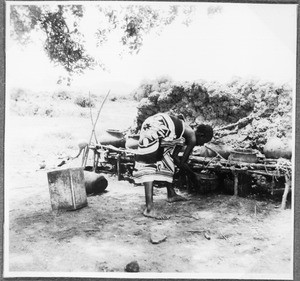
[5,101,293,278]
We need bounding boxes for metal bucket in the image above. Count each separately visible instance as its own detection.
[47,167,88,211]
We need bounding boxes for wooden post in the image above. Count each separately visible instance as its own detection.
[93,150,100,172]
[117,154,121,181]
[93,149,97,171]
[186,173,191,192]
[271,176,275,195]
[281,174,291,210]
[81,146,87,167]
[233,172,239,196]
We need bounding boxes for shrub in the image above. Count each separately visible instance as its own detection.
[74,95,95,108]
[132,77,293,151]
[110,97,117,102]
[45,108,54,117]
[52,91,72,100]
[133,76,173,101]
[10,88,28,102]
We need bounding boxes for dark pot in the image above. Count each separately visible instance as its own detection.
[98,134,126,148]
[84,171,108,194]
[193,172,219,194]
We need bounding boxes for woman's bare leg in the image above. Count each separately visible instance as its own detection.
[144,181,154,214]
[143,181,169,220]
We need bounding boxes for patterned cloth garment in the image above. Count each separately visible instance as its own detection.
[133,113,185,184]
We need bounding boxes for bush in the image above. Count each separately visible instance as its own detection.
[133,76,173,101]
[52,91,72,100]
[132,77,293,151]
[74,95,95,108]
[10,88,28,102]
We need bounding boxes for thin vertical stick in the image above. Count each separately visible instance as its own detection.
[82,90,111,168]
[89,91,98,144]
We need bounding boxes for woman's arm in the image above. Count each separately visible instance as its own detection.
[172,125,196,167]
[180,126,196,165]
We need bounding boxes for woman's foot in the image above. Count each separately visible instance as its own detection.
[167,194,187,203]
[143,208,170,220]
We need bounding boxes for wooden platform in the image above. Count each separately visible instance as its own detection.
[85,144,292,210]
[189,156,292,209]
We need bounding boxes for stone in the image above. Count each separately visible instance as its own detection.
[124,261,140,272]
[150,233,167,244]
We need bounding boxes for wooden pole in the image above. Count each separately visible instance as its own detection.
[89,91,98,144]
[233,172,239,196]
[281,174,291,210]
[82,90,111,168]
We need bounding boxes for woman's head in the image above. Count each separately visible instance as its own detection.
[195,124,213,146]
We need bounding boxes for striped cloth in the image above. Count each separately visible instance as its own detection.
[133,113,185,184]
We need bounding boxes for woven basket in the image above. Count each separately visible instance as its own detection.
[193,172,219,194]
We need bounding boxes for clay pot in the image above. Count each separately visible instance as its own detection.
[263,137,292,159]
[84,171,108,194]
[125,134,140,149]
[106,129,125,138]
[229,148,258,163]
[194,146,214,158]
[194,142,232,159]
[98,133,126,148]
[283,138,293,159]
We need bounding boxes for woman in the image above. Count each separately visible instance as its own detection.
[133,113,213,219]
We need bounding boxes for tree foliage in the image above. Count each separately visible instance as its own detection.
[10,5,95,76]
[10,4,195,81]
[41,6,95,73]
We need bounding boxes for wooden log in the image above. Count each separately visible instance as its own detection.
[189,156,283,170]
[214,129,238,139]
[190,163,288,179]
[215,114,255,132]
[191,164,246,173]
[214,110,268,135]
[247,170,282,177]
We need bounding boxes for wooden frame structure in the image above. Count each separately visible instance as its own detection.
[83,144,292,210]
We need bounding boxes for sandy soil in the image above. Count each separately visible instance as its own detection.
[5,101,293,278]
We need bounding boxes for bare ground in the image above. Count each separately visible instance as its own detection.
[5,101,293,278]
